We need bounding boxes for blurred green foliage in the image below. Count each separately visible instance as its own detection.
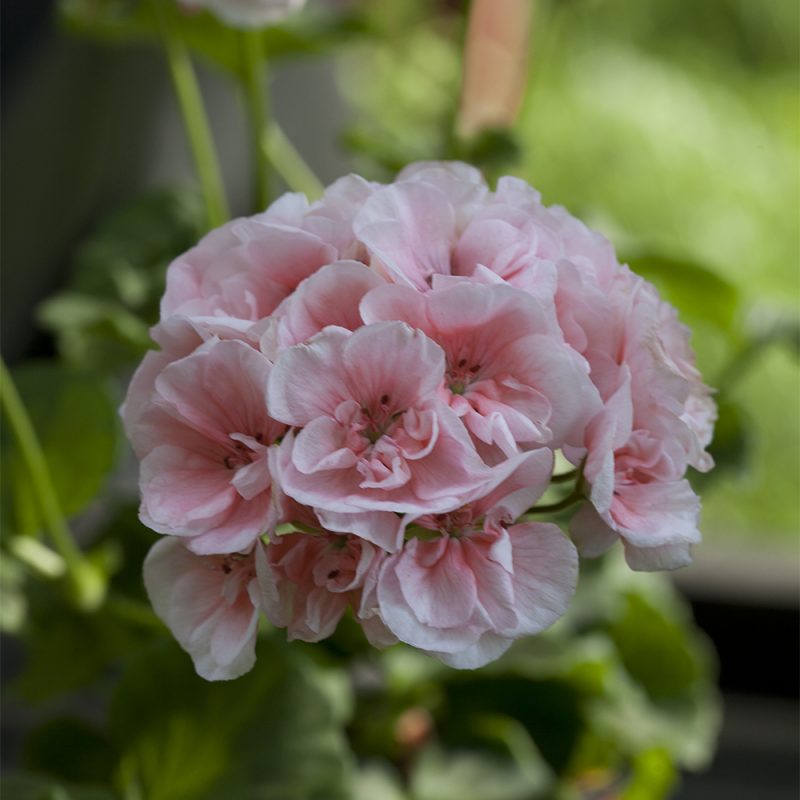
[3,0,797,798]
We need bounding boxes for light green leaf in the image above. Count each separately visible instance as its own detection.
[410,746,549,800]
[625,253,742,338]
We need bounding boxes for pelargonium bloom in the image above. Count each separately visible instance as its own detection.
[360,280,600,458]
[124,160,715,678]
[143,537,268,680]
[131,338,285,554]
[268,321,496,547]
[375,450,578,667]
[260,530,384,643]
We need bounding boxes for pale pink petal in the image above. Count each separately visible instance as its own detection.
[267,326,352,424]
[143,538,260,681]
[354,182,456,290]
[504,522,579,636]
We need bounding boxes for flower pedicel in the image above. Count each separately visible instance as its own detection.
[123,162,715,679]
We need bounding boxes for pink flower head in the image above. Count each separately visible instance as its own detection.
[268,322,495,545]
[161,216,337,323]
[133,338,285,554]
[257,260,386,359]
[259,530,383,642]
[361,280,600,458]
[565,269,714,570]
[125,161,716,677]
[144,537,266,680]
[374,451,577,667]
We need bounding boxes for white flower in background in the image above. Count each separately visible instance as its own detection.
[181,0,306,29]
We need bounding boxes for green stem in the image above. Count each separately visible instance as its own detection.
[241,30,271,210]
[263,122,324,200]
[550,469,577,484]
[527,490,584,515]
[152,0,229,228]
[0,359,101,608]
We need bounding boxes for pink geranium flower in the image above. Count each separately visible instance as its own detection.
[144,537,267,680]
[361,280,600,458]
[268,322,495,547]
[133,338,285,554]
[259,530,383,642]
[374,450,578,667]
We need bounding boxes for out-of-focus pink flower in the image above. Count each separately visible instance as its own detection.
[457,0,533,138]
[144,537,266,680]
[132,338,285,554]
[180,0,305,30]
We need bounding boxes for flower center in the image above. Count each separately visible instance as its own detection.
[447,357,482,395]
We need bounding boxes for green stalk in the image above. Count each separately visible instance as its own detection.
[263,122,324,200]
[527,491,584,515]
[152,0,229,228]
[0,359,102,609]
[241,30,272,210]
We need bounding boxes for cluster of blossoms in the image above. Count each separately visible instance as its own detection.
[123,162,715,680]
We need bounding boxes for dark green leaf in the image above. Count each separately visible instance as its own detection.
[1,361,118,535]
[109,636,354,800]
[24,718,118,787]
[0,773,117,800]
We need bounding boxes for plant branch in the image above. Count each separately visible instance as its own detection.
[0,359,102,608]
[263,122,324,200]
[241,30,271,210]
[152,0,229,228]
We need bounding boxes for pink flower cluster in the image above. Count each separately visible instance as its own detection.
[123,162,715,680]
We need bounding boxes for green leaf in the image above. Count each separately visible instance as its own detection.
[24,718,118,788]
[0,773,116,800]
[38,188,205,372]
[38,294,154,371]
[1,361,118,535]
[697,394,752,482]
[109,637,354,800]
[0,555,29,632]
[609,593,701,701]
[621,748,677,800]
[13,582,150,701]
[624,253,741,338]
[410,746,549,800]
[59,0,368,75]
[354,765,408,800]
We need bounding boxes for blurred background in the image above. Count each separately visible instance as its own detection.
[1,0,798,798]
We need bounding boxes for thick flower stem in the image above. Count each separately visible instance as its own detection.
[0,359,103,609]
[152,0,229,229]
[241,30,272,211]
[263,122,324,200]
